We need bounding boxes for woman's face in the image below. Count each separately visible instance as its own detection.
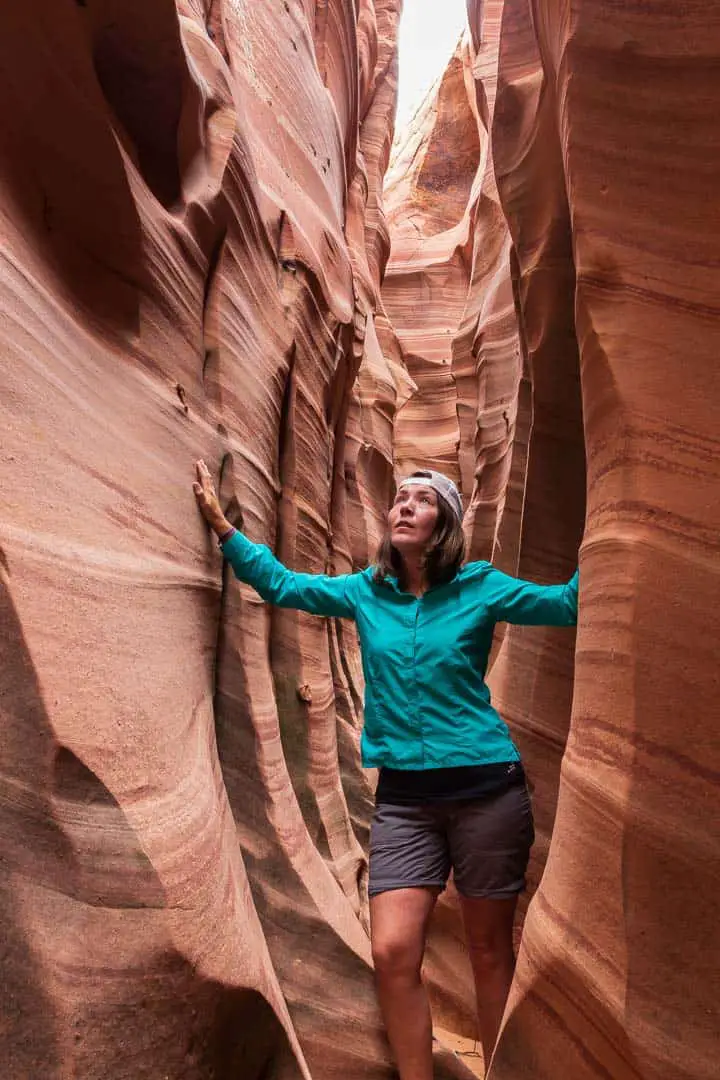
[388,485,440,555]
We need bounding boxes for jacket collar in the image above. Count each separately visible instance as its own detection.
[381,572,458,596]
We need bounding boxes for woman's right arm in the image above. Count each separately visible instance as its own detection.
[193,460,357,620]
[220,529,357,618]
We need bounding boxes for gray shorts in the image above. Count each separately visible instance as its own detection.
[368,784,534,899]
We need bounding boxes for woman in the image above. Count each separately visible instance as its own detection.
[193,460,578,1079]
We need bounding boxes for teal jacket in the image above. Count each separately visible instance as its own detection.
[221,531,578,770]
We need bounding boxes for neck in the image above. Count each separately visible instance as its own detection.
[401,553,426,596]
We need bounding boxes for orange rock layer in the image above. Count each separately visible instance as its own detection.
[2,1,719,1078]
[0,3,473,1078]
[384,3,720,1080]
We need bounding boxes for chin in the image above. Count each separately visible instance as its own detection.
[392,533,420,551]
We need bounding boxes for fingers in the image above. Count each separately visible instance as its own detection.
[193,460,221,530]
[192,459,229,533]
[194,459,217,497]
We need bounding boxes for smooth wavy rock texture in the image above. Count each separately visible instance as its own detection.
[3,1,719,1079]
[487,3,720,1078]
[385,3,720,1079]
[0,2,476,1078]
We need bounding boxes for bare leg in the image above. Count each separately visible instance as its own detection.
[370,887,440,1080]
[459,894,518,1070]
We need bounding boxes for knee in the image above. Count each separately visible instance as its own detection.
[466,933,514,973]
[371,932,422,981]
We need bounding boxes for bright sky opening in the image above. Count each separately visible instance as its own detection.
[394,0,469,134]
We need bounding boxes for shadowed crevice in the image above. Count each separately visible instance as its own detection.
[84,0,191,208]
[202,224,229,384]
[53,747,117,806]
[205,0,230,64]
[0,4,143,331]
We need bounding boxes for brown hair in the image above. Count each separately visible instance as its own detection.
[373,470,466,590]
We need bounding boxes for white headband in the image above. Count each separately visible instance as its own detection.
[398,471,463,521]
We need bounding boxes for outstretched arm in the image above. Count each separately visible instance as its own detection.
[193,460,357,619]
[483,565,579,626]
[219,531,356,617]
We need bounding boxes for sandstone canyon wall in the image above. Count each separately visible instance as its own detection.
[0,2,473,1078]
[2,1,719,1079]
[384,3,720,1080]
[488,3,720,1078]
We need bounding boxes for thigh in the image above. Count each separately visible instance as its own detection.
[448,784,535,900]
[369,801,451,898]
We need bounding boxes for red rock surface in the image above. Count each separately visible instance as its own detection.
[0,3,472,1078]
[3,1,719,1078]
[385,3,720,1080]
[488,3,720,1078]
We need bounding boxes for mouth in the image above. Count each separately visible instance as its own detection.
[394,523,414,531]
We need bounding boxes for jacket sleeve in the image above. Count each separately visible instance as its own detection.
[221,530,358,619]
[483,565,579,626]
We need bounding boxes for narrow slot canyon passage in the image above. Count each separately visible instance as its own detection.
[0,3,717,1080]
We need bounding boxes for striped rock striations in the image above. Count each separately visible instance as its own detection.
[385,3,720,1079]
[488,3,720,1079]
[0,2,472,1078]
[2,0,718,1078]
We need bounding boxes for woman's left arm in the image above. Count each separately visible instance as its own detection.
[483,566,579,626]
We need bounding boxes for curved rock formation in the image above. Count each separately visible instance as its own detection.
[486,3,720,1078]
[0,2,471,1078]
[3,1,718,1078]
[385,3,720,1079]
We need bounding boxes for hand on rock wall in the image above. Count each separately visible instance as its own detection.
[192,459,231,536]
